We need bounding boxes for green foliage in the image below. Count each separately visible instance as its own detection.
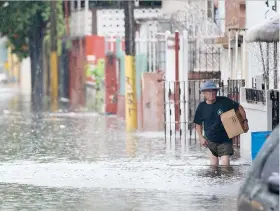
[0,1,49,60]
[0,1,67,60]
[43,0,67,56]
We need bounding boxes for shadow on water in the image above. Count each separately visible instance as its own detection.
[196,165,246,178]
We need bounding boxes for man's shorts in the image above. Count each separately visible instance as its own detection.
[207,141,234,157]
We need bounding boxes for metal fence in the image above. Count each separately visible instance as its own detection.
[270,90,279,130]
[188,39,221,74]
[245,88,266,104]
[164,79,245,148]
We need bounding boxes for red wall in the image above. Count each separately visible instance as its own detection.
[85,35,105,60]
[105,55,118,114]
[85,35,105,82]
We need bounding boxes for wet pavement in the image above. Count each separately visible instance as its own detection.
[0,84,250,211]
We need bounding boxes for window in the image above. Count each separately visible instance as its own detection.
[260,143,279,182]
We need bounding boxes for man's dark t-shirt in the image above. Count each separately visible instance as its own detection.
[193,96,239,143]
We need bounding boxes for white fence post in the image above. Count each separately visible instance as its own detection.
[179,30,190,150]
[135,31,140,55]
[242,30,247,84]
[164,31,176,148]
[148,31,152,72]
[228,29,232,79]
[235,30,239,79]
[185,30,189,146]
[152,31,156,72]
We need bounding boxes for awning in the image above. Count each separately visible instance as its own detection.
[245,14,279,43]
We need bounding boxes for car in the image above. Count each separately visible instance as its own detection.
[0,72,8,83]
[237,125,279,211]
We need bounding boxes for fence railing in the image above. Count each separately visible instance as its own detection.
[270,90,279,129]
[245,88,266,104]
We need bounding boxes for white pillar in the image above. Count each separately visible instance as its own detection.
[164,31,176,148]
[228,30,231,79]
[242,30,247,83]
[180,30,189,148]
[84,0,89,35]
[77,0,81,36]
[235,30,239,79]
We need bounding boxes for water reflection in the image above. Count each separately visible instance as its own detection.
[0,183,243,211]
[126,134,137,157]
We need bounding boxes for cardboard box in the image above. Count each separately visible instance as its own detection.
[220,109,245,138]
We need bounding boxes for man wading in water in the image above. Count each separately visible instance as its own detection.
[194,80,249,167]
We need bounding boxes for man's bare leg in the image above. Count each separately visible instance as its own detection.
[210,154,219,166]
[220,155,230,166]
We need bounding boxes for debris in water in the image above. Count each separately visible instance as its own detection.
[3,109,9,114]
[210,195,218,200]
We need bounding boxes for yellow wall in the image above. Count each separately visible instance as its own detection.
[7,46,20,82]
[7,47,11,78]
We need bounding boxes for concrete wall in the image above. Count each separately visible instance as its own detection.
[162,1,208,15]
[20,57,31,94]
[96,9,161,37]
[239,87,273,160]
[161,1,190,14]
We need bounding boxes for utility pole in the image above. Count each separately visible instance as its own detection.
[124,0,135,56]
[50,0,58,111]
[124,0,137,132]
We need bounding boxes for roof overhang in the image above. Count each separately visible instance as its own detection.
[245,14,279,43]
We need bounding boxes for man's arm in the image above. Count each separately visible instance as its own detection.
[195,124,204,139]
[226,97,247,121]
[238,104,247,121]
[194,104,208,146]
[195,124,208,146]
[225,97,249,132]
[238,104,249,132]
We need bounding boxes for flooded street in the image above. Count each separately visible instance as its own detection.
[0,85,250,211]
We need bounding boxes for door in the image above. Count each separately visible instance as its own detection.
[142,72,164,131]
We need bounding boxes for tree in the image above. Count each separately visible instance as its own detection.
[0,1,66,107]
[42,0,67,57]
[0,1,48,106]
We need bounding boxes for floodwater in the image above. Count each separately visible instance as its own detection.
[0,84,250,211]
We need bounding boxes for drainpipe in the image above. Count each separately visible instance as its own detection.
[242,30,247,85]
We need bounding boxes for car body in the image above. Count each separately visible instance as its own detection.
[237,126,279,211]
[0,72,8,83]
